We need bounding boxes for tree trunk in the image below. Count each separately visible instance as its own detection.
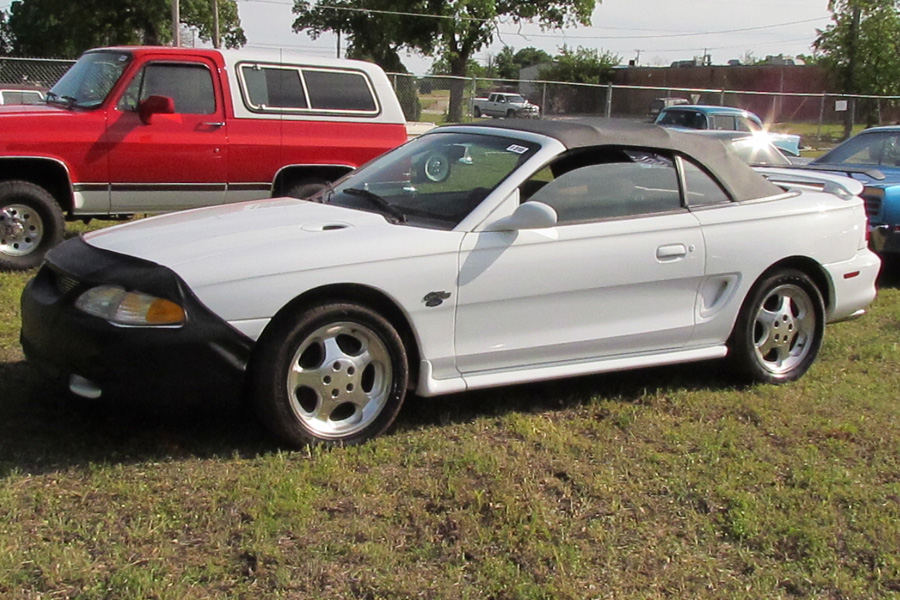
[448,56,468,123]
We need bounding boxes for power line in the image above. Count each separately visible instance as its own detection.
[239,0,829,41]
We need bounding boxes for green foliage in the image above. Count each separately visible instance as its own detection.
[5,0,245,59]
[815,0,900,96]
[293,0,596,122]
[538,46,621,84]
[492,46,553,80]
[537,46,621,114]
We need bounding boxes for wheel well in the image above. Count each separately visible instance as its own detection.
[273,166,354,196]
[758,256,832,311]
[264,283,422,388]
[0,159,73,212]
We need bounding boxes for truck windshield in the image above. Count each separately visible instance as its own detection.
[48,51,132,109]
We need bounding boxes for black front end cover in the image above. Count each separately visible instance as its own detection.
[20,236,255,409]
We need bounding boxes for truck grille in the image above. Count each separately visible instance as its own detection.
[861,193,883,222]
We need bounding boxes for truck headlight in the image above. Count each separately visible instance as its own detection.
[75,285,185,326]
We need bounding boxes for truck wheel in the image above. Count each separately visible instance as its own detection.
[506,109,516,118]
[0,181,64,271]
[473,106,481,118]
[285,178,329,199]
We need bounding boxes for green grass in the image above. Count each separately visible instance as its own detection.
[1,233,899,598]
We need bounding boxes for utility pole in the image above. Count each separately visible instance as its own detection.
[844,2,861,139]
[172,0,181,47]
[212,0,221,49]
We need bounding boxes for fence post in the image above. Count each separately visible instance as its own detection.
[605,84,613,118]
[719,89,725,106]
[816,94,826,142]
[542,82,547,118]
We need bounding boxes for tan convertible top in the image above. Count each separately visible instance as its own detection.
[448,118,784,201]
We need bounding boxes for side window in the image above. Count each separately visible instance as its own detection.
[302,69,377,112]
[522,149,682,224]
[117,62,216,114]
[710,114,736,130]
[681,158,731,206]
[240,65,308,109]
[735,116,760,132]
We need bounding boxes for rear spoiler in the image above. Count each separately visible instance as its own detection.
[754,167,865,200]
[778,163,886,181]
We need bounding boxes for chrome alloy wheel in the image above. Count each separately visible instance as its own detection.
[286,321,392,439]
[751,283,817,375]
[0,203,44,257]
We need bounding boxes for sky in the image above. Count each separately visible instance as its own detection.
[237,0,834,74]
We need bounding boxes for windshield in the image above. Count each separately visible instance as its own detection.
[48,51,132,109]
[728,137,791,166]
[318,132,541,229]
[815,130,900,167]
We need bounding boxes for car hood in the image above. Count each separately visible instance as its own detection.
[84,198,459,288]
[0,103,72,117]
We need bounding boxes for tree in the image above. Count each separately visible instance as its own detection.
[815,0,900,131]
[537,46,620,115]
[494,46,553,80]
[293,0,596,122]
[6,0,245,59]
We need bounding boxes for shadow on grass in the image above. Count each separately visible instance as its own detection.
[3,353,737,476]
[397,358,737,436]
[0,360,277,478]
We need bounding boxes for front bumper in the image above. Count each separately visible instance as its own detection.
[20,237,254,408]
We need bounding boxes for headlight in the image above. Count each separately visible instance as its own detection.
[75,285,185,326]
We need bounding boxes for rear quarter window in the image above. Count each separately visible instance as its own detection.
[238,63,379,115]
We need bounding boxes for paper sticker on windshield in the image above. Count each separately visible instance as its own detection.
[506,144,529,154]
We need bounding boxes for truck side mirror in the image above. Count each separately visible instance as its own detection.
[138,95,175,125]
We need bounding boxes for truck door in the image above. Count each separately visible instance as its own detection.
[106,56,227,212]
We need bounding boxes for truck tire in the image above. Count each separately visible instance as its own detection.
[0,181,64,271]
[506,109,516,119]
[285,178,329,200]
[473,106,481,118]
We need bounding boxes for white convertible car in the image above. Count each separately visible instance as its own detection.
[20,119,880,446]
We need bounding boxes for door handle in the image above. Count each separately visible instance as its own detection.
[202,121,226,127]
[656,244,687,261]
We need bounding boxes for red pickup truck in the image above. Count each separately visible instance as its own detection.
[0,46,409,269]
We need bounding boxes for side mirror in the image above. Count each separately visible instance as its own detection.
[485,201,558,231]
[138,95,175,125]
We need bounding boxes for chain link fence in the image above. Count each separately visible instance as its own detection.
[391,72,900,147]
[0,57,74,90]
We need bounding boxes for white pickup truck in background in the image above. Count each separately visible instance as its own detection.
[471,92,540,119]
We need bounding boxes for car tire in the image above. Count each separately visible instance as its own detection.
[251,301,409,447]
[728,269,824,384]
[506,109,516,119]
[0,180,64,271]
[473,106,481,118]
[285,178,329,199]
[420,152,451,183]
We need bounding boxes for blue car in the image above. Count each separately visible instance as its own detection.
[808,126,900,257]
[655,105,801,157]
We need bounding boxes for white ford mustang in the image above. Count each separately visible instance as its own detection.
[20,119,881,446]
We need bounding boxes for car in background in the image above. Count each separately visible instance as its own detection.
[0,85,46,105]
[471,92,540,118]
[648,97,689,117]
[807,126,900,256]
[20,119,879,447]
[655,104,801,157]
